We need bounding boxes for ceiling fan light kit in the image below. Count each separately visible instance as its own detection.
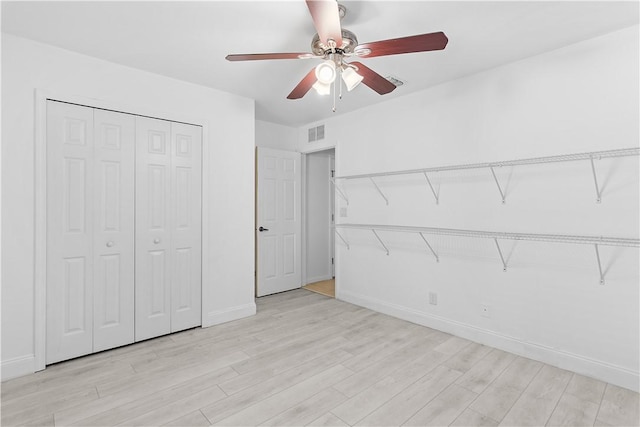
[226,0,448,111]
[312,56,364,95]
[315,59,337,84]
[341,66,364,92]
[312,80,332,95]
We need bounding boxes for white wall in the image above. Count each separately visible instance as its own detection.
[1,34,256,380]
[256,119,297,151]
[305,152,333,283]
[303,26,640,391]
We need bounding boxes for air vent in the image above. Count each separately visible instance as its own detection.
[385,76,405,87]
[308,124,325,143]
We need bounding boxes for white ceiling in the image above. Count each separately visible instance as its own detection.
[2,1,638,127]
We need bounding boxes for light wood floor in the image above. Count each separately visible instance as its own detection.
[2,289,638,426]
[303,279,335,298]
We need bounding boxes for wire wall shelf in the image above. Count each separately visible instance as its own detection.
[334,223,640,285]
[331,147,639,205]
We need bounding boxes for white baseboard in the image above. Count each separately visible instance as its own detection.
[338,289,639,392]
[202,302,256,328]
[1,354,35,382]
[305,274,333,285]
[2,304,256,382]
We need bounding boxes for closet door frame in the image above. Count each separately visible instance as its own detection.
[34,90,208,371]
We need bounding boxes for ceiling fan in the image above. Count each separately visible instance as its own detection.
[226,0,448,105]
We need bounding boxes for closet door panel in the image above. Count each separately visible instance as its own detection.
[93,109,135,352]
[135,117,172,341]
[46,101,95,364]
[170,123,202,332]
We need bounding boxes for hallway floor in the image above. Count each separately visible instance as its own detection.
[303,278,335,298]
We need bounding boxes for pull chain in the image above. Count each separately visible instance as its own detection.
[332,73,336,112]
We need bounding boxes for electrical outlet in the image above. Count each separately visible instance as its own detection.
[481,304,491,318]
[340,207,348,217]
[429,292,438,306]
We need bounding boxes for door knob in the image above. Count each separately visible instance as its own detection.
[106,241,114,247]
[258,226,269,232]
[154,238,161,244]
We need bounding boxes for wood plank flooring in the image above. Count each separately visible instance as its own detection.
[303,279,335,298]
[1,289,638,426]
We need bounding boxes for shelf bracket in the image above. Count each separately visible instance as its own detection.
[494,238,507,271]
[372,229,390,255]
[330,178,349,205]
[589,157,602,203]
[423,172,439,205]
[489,166,506,204]
[419,232,439,262]
[594,244,604,285]
[369,178,389,205]
[335,229,350,250]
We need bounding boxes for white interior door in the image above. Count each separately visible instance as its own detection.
[170,122,202,332]
[135,116,172,341]
[92,109,135,352]
[46,101,95,364]
[256,147,302,297]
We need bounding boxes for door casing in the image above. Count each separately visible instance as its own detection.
[301,149,336,286]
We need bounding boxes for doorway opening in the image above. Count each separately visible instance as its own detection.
[302,148,335,298]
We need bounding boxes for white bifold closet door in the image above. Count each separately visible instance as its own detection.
[46,101,202,364]
[135,117,202,341]
[93,109,136,352]
[46,101,135,364]
[169,122,202,333]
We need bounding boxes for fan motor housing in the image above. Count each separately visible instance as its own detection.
[311,29,359,56]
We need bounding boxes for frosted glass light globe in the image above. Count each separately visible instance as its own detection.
[315,60,336,85]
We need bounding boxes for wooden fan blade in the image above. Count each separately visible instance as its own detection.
[287,68,318,99]
[226,53,314,61]
[306,0,343,47]
[355,32,448,58]
[349,62,396,95]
